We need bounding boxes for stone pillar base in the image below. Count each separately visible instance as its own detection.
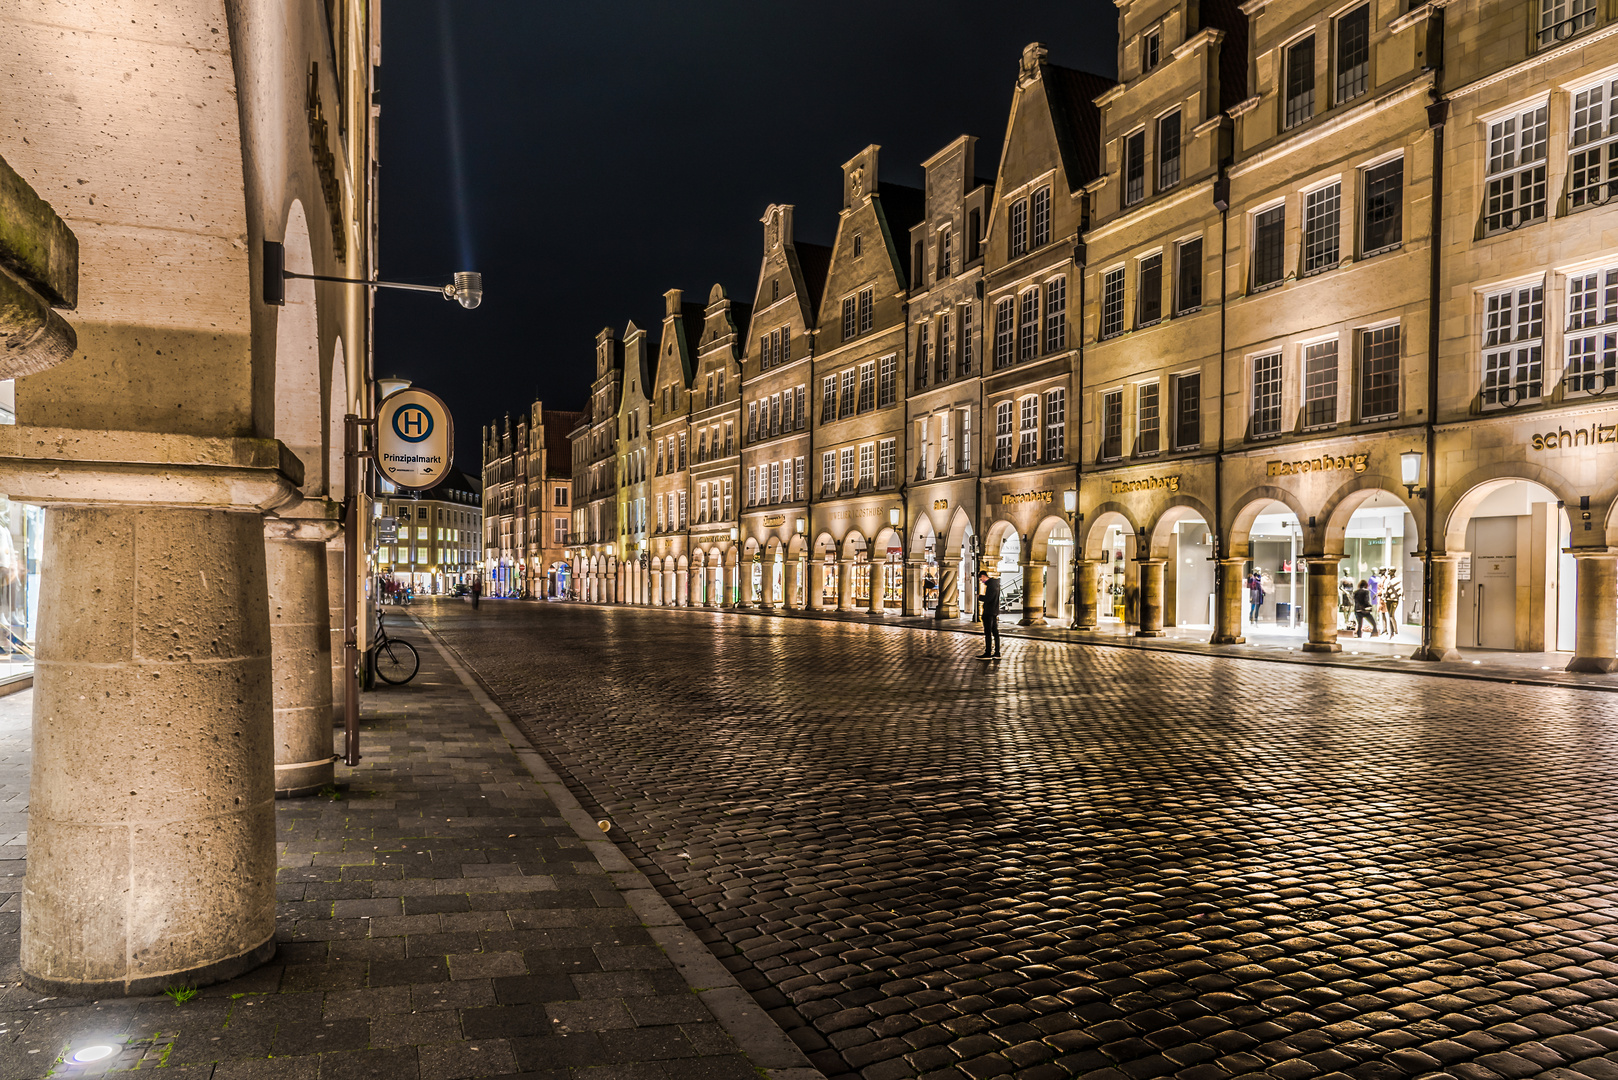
[1567,655,1618,673]
[1135,629,1166,638]
[23,936,277,999]
[1209,633,1246,645]
[1409,645,1458,662]
[275,756,338,799]
[1300,641,1342,653]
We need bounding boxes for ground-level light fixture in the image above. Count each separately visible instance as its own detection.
[1400,449,1424,498]
[71,1046,116,1064]
[262,241,483,308]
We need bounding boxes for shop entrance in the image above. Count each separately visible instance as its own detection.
[996,533,1022,611]
[1045,523,1073,623]
[1098,524,1130,624]
[1245,506,1304,633]
[1451,480,1572,653]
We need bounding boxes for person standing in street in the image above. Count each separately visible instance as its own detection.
[976,569,1001,660]
[1248,570,1265,622]
[1353,579,1377,637]
[471,575,481,610]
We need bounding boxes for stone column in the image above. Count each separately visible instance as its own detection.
[651,567,664,606]
[900,561,920,616]
[1412,554,1461,661]
[264,514,340,798]
[787,559,803,610]
[1075,559,1100,629]
[1568,551,1618,673]
[26,506,280,995]
[864,561,882,614]
[938,558,959,619]
[1136,559,1166,637]
[758,561,775,610]
[677,568,689,607]
[1210,558,1247,644]
[1301,556,1342,653]
[807,561,826,610]
[1019,562,1047,626]
[838,560,858,612]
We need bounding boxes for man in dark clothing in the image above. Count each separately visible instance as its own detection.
[1352,579,1377,637]
[471,576,481,610]
[977,570,1001,660]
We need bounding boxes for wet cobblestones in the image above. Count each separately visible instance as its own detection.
[422,599,1618,1080]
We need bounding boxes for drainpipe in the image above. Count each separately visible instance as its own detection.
[900,299,911,613]
[1419,28,1449,659]
[1073,234,1087,623]
[975,278,987,622]
[1213,170,1231,595]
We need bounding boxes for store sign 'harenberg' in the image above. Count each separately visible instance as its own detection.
[375,388,454,490]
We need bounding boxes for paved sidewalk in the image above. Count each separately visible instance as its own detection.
[0,624,821,1080]
[529,599,1617,694]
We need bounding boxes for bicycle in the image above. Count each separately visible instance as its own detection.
[370,608,420,685]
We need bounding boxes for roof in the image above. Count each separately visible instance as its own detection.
[1044,64,1115,193]
[542,410,581,476]
[875,181,925,239]
[795,242,832,314]
[415,463,481,503]
[727,300,754,343]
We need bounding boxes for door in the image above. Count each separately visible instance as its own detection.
[1467,517,1517,650]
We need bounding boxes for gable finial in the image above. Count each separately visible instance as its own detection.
[1019,42,1048,87]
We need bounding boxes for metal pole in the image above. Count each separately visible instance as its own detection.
[342,413,375,767]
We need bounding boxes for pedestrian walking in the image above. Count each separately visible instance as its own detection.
[976,569,1001,660]
[1381,569,1402,637]
[1338,576,1354,631]
[1248,570,1265,622]
[1353,579,1378,637]
[471,576,481,610]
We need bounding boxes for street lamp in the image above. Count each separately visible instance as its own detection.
[888,507,902,528]
[262,241,483,308]
[1400,449,1425,498]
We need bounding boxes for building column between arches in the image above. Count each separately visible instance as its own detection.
[1018,561,1047,626]
[1568,551,1618,673]
[25,506,278,995]
[1136,559,1166,637]
[807,561,826,610]
[838,560,858,612]
[1211,558,1247,644]
[1411,553,1461,660]
[1075,560,1100,629]
[264,516,340,798]
[758,562,776,610]
[651,568,664,607]
[938,558,960,619]
[902,560,923,616]
[677,568,690,607]
[786,559,803,610]
[867,561,884,615]
[1301,556,1342,653]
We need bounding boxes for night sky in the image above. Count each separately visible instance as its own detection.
[375,2,1119,470]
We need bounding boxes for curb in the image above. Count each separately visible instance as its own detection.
[411,616,826,1080]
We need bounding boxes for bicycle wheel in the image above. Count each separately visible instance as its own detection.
[374,639,419,684]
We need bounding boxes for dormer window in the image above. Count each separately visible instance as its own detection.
[853,233,863,257]
[1143,30,1161,73]
[772,278,780,302]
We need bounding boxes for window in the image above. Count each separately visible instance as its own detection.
[1541,0,1597,47]
[1129,382,1158,455]
[554,518,567,543]
[1124,131,1146,206]
[747,467,758,507]
[1362,159,1404,253]
[705,374,715,408]
[717,370,726,401]
[839,447,856,492]
[968,208,982,261]
[1138,254,1164,326]
[1360,324,1401,419]
[1044,277,1067,353]
[1101,391,1123,460]
[853,233,863,256]
[723,479,734,519]
[1143,29,1161,72]
[657,493,667,531]
[1485,104,1548,234]
[994,298,1016,368]
[822,376,836,423]
[939,311,953,383]
[748,402,758,442]
[1045,389,1066,462]
[857,363,875,412]
[821,450,835,494]
[1285,36,1315,129]
[678,434,687,469]
[1031,187,1051,248]
[913,241,925,288]
[1173,373,1200,450]
[1303,182,1341,275]
[726,420,735,453]
[858,444,874,489]
[960,408,972,472]
[960,305,974,375]
[680,491,688,527]
[1009,198,1029,258]
[1569,78,1618,210]
[1018,288,1040,360]
[915,321,930,389]
[1017,397,1039,465]
[1566,267,1618,395]
[795,457,805,501]
[878,440,895,488]
[1252,205,1286,290]
[858,288,874,333]
[555,488,568,506]
[938,228,953,278]
[1175,238,1202,314]
[1483,283,1545,408]
[770,461,781,503]
[1253,353,1283,436]
[842,296,857,341]
[1158,112,1181,191]
[655,438,665,475]
[879,355,897,406]
[697,429,708,463]
[1335,5,1370,104]
[772,279,780,303]
[1101,268,1126,339]
[840,370,856,419]
[1303,340,1339,427]
[994,402,1014,469]
[699,482,710,522]
[769,394,780,436]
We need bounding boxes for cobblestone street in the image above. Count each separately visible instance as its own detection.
[419,598,1618,1080]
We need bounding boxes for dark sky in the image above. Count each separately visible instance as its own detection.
[375,1,1120,470]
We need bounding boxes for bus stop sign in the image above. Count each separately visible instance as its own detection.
[374,387,454,490]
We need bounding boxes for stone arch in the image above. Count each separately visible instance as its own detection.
[1146,495,1216,560]
[764,535,783,557]
[983,518,1020,560]
[1081,503,1141,561]
[1320,475,1422,556]
[742,537,761,561]
[1442,462,1578,553]
[787,534,806,558]
[910,514,936,558]
[841,530,868,560]
[812,532,837,559]
[1226,486,1311,559]
[275,200,324,495]
[871,526,901,555]
[676,554,689,571]
[1028,513,1074,564]
[944,507,975,555]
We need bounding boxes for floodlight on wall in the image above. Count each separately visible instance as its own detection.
[262,241,483,308]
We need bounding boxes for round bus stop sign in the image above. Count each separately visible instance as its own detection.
[374,388,454,490]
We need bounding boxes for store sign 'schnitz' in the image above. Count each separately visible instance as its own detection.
[374,388,454,491]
